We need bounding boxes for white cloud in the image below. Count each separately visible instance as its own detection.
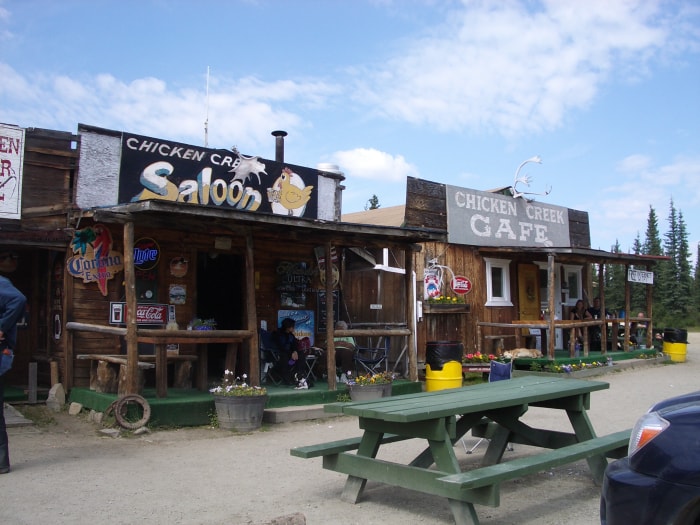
[0,64,336,152]
[329,148,418,182]
[353,1,678,136]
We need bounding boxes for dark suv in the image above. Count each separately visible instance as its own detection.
[601,390,700,524]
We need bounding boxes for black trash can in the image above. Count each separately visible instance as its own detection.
[425,341,464,392]
[663,328,688,343]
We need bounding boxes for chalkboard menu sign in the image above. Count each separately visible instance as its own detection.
[317,290,339,332]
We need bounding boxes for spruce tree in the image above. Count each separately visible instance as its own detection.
[631,233,645,313]
[643,206,665,323]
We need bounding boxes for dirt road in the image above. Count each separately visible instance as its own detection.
[2,333,697,525]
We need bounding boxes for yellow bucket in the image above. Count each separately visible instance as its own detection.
[425,361,463,392]
[663,341,687,363]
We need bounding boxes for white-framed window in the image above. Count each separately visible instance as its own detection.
[562,265,583,306]
[484,258,512,306]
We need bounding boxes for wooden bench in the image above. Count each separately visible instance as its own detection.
[77,354,155,395]
[136,354,198,389]
[438,429,631,499]
[484,334,516,353]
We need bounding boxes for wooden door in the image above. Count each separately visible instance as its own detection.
[517,264,540,319]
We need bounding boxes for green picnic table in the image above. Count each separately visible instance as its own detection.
[291,375,630,525]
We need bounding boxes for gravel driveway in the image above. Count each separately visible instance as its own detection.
[2,332,697,525]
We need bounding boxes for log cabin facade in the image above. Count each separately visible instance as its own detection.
[0,123,444,396]
[344,177,661,364]
[0,121,659,399]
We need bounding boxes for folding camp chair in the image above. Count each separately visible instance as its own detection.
[464,359,514,454]
[259,329,283,385]
[353,336,389,376]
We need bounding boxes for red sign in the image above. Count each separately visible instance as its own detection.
[451,276,472,295]
[110,302,168,325]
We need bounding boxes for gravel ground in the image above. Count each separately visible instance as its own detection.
[2,332,698,525]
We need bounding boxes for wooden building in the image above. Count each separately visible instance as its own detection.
[1,123,444,397]
[0,125,78,392]
[344,177,661,364]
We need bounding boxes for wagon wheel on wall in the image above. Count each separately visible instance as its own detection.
[107,394,151,430]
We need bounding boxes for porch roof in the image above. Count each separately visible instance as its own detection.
[475,245,666,266]
[84,200,446,249]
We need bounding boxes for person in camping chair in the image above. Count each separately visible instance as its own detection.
[273,318,308,387]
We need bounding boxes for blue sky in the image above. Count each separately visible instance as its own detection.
[1,0,699,258]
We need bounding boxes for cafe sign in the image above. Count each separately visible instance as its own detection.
[445,185,571,248]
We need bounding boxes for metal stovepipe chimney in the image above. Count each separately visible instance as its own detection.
[271,130,287,162]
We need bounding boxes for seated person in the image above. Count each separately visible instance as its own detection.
[587,296,611,319]
[569,299,592,345]
[272,317,309,387]
[629,312,647,347]
[333,321,356,379]
[586,297,611,351]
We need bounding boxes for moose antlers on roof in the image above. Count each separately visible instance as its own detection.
[509,155,552,201]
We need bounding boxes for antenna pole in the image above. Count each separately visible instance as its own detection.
[204,66,210,147]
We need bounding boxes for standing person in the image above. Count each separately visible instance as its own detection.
[0,273,27,475]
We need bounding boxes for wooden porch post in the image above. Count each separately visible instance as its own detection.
[325,241,337,390]
[598,264,607,354]
[624,264,631,351]
[405,246,417,381]
[645,264,654,348]
[547,253,556,359]
[245,230,260,385]
[123,221,139,395]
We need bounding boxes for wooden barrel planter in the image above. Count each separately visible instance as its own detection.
[213,395,268,432]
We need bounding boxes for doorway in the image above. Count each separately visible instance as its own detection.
[197,252,244,381]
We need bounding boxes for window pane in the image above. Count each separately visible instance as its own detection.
[568,272,579,298]
[539,269,548,303]
[492,267,503,297]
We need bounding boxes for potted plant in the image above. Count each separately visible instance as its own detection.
[346,371,394,401]
[190,318,217,330]
[209,371,267,431]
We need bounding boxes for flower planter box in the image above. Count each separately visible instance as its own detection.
[423,304,470,314]
[348,383,392,401]
[462,363,491,374]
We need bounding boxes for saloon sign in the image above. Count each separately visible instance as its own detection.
[118,132,319,218]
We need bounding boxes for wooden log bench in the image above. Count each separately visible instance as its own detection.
[76,354,200,394]
[77,354,155,395]
[136,354,198,389]
[483,334,516,354]
[438,429,631,501]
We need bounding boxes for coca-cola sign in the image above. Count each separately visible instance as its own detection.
[110,302,168,325]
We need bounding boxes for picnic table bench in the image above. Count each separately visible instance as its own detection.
[291,375,629,525]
